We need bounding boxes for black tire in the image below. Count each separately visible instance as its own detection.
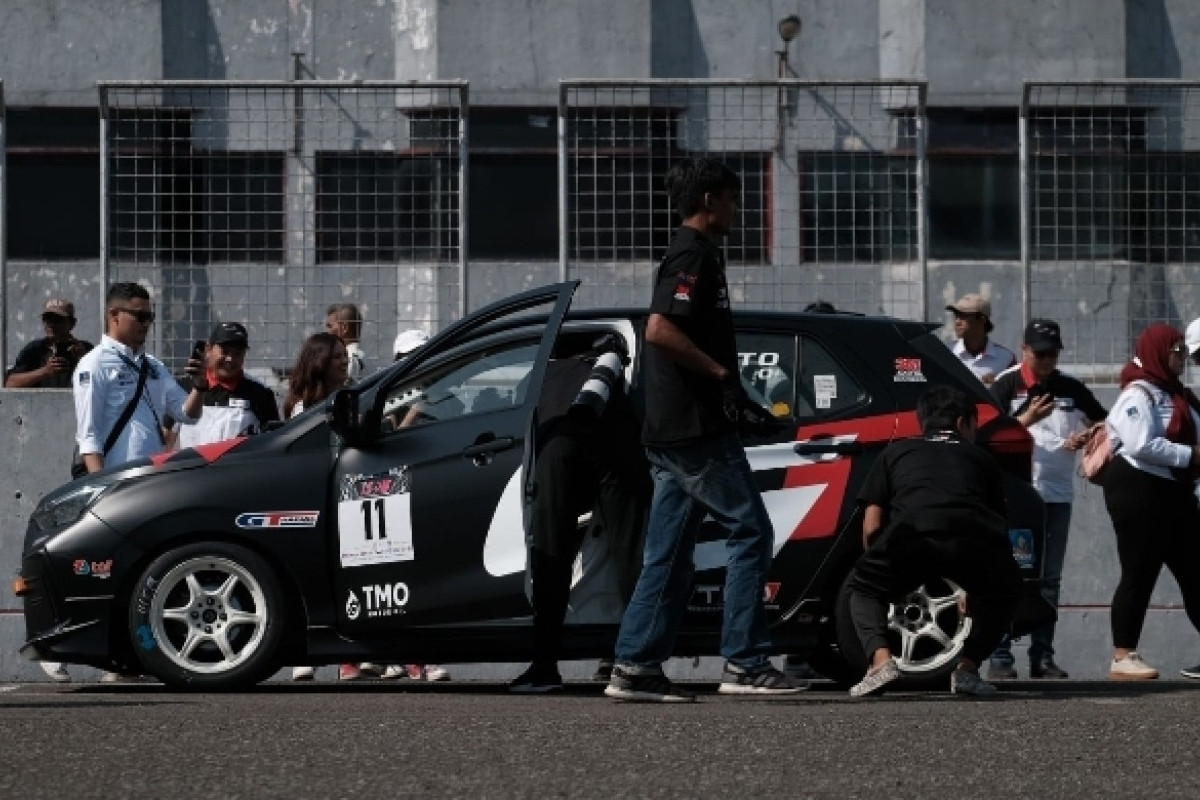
[127,541,285,691]
[834,570,971,690]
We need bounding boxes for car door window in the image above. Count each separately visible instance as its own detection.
[379,341,538,433]
[798,335,868,418]
[736,332,799,418]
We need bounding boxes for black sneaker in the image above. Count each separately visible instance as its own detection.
[508,663,563,694]
[718,664,808,695]
[604,666,697,703]
[591,658,614,683]
[1180,663,1200,680]
[1030,658,1068,679]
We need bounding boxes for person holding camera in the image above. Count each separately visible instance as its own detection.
[4,298,94,389]
[986,318,1106,681]
[170,322,279,449]
[605,159,802,703]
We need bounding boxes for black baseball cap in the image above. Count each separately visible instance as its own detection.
[1024,319,1063,353]
[209,321,249,347]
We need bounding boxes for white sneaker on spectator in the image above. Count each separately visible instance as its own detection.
[380,665,406,680]
[1110,652,1158,680]
[291,666,315,681]
[424,665,450,682]
[359,662,383,678]
[40,662,71,683]
[100,671,141,683]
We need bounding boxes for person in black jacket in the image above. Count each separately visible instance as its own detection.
[846,386,1022,698]
[508,335,650,693]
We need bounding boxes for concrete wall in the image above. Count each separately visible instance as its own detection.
[4,384,1200,682]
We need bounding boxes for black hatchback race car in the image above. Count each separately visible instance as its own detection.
[17,281,1049,690]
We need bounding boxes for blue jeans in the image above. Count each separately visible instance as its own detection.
[991,502,1072,666]
[613,433,775,673]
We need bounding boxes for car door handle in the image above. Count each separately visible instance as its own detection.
[462,436,516,466]
[793,441,862,456]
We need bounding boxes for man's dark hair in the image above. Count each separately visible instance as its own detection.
[916,385,977,434]
[326,302,362,338]
[106,282,150,308]
[664,158,740,219]
[804,300,837,313]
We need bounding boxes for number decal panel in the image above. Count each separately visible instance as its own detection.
[337,468,416,567]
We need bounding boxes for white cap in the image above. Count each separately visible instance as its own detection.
[1187,318,1200,356]
[393,329,430,357]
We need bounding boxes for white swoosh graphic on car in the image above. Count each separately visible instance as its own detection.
[481,440,844,578]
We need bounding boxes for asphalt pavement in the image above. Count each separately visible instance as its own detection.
[2,678,1198,799]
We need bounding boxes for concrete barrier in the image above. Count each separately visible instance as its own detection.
[3,386,1198,683]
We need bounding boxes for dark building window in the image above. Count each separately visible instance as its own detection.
[927,108,1020,260]
[315,153,458,263]
[6,108,101,259]
[799,152,917,263]
[107,111,285,263]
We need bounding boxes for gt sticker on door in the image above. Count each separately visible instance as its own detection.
[337,468,416,568]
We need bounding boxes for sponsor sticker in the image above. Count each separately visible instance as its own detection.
[345,583,409,620]
[893,357,927,383]
[235,511,320,529]
[78,371,90,386]
[813,375,837,409]
[337,468,416,567]
[73,558,113,579]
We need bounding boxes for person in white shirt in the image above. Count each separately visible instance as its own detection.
[1103,323,1200,681]
[326,303,366,380]
[945,293,1016,386]
[74,282,204,474]
[70,282,204,683]
[1186,317,1200,369]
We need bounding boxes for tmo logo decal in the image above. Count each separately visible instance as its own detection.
[345,583,410,620]
[235,511,320,529]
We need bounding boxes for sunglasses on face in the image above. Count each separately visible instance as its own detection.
[1170,344,1188,356]
[41,314,73,324]
[112,308,156,325]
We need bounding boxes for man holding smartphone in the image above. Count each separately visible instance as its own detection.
[987,318,1107,680]
[4,298,93,388]
[172,321,280,448]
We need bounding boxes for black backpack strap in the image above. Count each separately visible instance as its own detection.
[101,358,149,456]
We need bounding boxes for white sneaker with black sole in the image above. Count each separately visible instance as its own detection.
[1182,663,1200,679]
[849,658,901,698]
[718,664,807,695]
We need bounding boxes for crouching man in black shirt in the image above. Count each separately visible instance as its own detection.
[847,386,1021,698]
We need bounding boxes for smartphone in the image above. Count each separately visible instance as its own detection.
[52,342,70,360]
[191,340,207,362]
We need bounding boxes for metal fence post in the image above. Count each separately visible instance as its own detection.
[0,81,6,377]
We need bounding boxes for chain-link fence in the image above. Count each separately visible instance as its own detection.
[559,80,927,317]
[1023,81,1200,381]
[99,80,468,384]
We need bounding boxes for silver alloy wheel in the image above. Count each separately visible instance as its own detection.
[887,578,973,674]
[148,556,269,675]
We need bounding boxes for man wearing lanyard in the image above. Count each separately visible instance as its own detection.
[73,282,204,474]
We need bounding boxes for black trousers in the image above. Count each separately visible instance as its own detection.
[527,433,648,666]
[1102,457,1200,649]
[847,523,1021,666]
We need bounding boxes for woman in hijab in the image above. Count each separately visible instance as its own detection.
[1103,323,1200,680]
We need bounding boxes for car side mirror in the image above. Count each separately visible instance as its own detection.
[328,388,362,444]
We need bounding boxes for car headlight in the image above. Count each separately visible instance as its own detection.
[31,483,113,532]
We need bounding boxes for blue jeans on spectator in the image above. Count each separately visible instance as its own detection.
[613,432,775,674]
[991,501,1072,667]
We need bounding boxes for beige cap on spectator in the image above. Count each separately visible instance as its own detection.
[946,293,994,333]
[43,298,76,319]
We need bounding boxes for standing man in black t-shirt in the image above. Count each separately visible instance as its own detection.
[846,386,1022,698]
[4,298,94,389]
[605,158,802,703]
